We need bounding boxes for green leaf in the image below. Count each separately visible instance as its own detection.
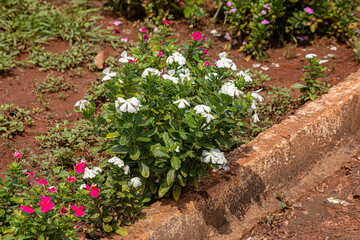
[111,145,129,154]
[106,131,120,139]
[173,184,182,201]
[104,216,113,222]
[115,227,128,236]
[310,23,316,33]
[291,83,307,89]
[137,137,151,142]
[0,209,5,217]
[170,156,181,170]
[150,143,170,158]
[167,169,176,185]
[139,162,150,178]
[162,132,174,148]
[119,135,128,145]
[177,174,186,186]
[129,147,140,160]
[59,170,70,178]
[10,197,23,204]
[158,181,171,198]
[102,223,113,232]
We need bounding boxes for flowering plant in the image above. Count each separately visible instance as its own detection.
[76,23,263,201]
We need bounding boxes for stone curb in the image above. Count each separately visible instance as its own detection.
[118,70,360,240]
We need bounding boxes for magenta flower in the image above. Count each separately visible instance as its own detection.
[71,205,85,217]
[86,184,100,198]
[113,28,120,34]
[191,31,203,41]
[143,34,149,41]
[139,27,147,33]
[73,160,86,174]
[158,51,164,57]
[20,205,34,214]
[46,186,57,193]
[13,151,22,159]
[74,226,79,229]
[264,3,271,10]
[64,175,76,183]
[304,7,313,14]
[204,61,211,66]
[242,41,247,46]
[261,10,267,15]
[34,178,48,186]
[228,8,237,13]
[203,49,208,55]
[163,20,172,25]
[261,19,269,24]
[60,207,67,215]
[226,1,232,6]
[38,196,54,213]
[23,171,34,178]
[113,20,122,26]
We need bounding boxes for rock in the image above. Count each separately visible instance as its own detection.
[94,52,104,70]
[353,187,360,198]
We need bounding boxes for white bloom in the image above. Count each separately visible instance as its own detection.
[194,105,211,114]
[115,97,141,113]
[179,68,191,82]
[251,101,257,110]
[173,99,190,109]
[119,51,135,63]
[141,68,161,78]
[236,70,252,82]
[74,100,90,111]
[272,63,280,68]
[216,52,233,69]
[175,146,180,152]
[205,72,218,81]
[166,52,186,66]
[201,150,217,163]
[260,66,269,71]
[129,177,142,188]
[251,89,264,102]
[219,82,243,98]
[102,68,116,82]
[123,165,130,175]
[83,167,101,179]
[163,69,179,84]
[202,149,227,165]
[330,45,337,52]
[252,63,261,68]
[79,184,87,190]
[210,29,221,37]
[253,112,260,123]
[305,53,317,59]
[201,112,215,123]
[108,156,124,168]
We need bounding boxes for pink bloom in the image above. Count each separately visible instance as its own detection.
[261,19,269,24]
[71,205,85,217]
[224,33,232,41]
[20,205,34,214]
[113,20,122,26]
[34,178,48,186]
[129,58,139,64]
[23,171,34,178]
[64,175,76,183]
[226,2,232,6]
[163,20,172,25]
[261,10,267,15]
[60,207,67,215]
[113,28,120,33]
[139,27,147,33]
[38,196,54,213]
[204,61,211,66]
[191,31,203,41]
[158,51,164,57]
[203,49,208,54]
[304,7,313,14]
[46,186,57,193]
[214,59,218,67]
[120,37,128,43]
[13,151,22,159]
[74,226,79,229]
[228,8,237,13]
[86,184,100,198]
[73,160,86,174]
[264,3,271,10]
[143,34,149,41]
[242,41,247,46]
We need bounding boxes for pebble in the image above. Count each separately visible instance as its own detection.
[252,63,261,68]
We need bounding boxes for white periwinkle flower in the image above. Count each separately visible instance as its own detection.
[129,177,142,188]
[102,68,116,82]
[201,112,215,123]
[251,89,264,102]
[79,184,87,190]
[108,156,124,168]
[179,68,191,82]
[236,69,252,82]
[118,51,135,63]
[163,69,179,84]
[141,68,161,78]
[216,52,234,69]
[166,52,186,66]
[115,97,142,113]
[305,53,317,59]
[123,165,130,175]
[83,167,102,179]
[253,112,260,123]
[205,72,219,81]
[74,100,90,111]
[251,101,257,110]
[194,105,211,114]
[220,82,243,98]
[202,149,227,165]
[173,99,190,109]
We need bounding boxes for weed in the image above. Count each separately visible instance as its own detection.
[350,36,360,62]
[34,74,74,93]
[283,45,298,60]
[84,81,108,105]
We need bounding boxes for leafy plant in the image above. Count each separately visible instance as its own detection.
[34,74,75,94]
[182,0,207,26]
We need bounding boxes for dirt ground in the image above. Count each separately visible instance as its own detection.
[247,147,360,240]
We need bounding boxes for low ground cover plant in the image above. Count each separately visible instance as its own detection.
[223,0,359,59]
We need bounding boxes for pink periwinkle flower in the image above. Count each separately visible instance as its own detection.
[46,186,57,193]
[139,27,147,33]
[71,205,85,217]
[228,8,237,13]
[13,151,22,159]
[74,226,79,229]
[38,196,54,213]
[120,37,128,43]
[23,171,34,178]
[304,7,313,14]
[242,41,247,46]
[226,1,232,6]
[86,184,100,198]
[261,19,269,25]
[143,34,149,41]
[204,61,211,66]
[203,49,208,55]
[60,207,67,215]
[113,20,122,26]
[163,20,172,25]
[158,51,164,57]
[64,175,76,183]
[34,178,48,186]
[264,3,271,10]
[113,28,121,34]
[74,160,86,174]
[20,205,34,214]
[191,31,203,41]
[261,10,267,15]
